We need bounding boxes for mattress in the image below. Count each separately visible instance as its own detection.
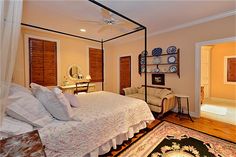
[39,91,154,157]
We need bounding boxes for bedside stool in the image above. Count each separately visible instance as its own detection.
[175,94,193,122]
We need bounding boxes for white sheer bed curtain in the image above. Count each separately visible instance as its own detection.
[0,0,23,126]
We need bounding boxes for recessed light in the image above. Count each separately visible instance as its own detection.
[80,29,86,32]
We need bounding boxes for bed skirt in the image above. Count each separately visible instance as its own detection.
[85,121,147,157]
[46,121,147,157]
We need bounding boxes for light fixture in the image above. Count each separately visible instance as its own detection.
[80,28,86,32]
[86,75,91,81]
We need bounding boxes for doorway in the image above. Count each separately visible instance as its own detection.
[120,56,131,94]
[196,37,236,125]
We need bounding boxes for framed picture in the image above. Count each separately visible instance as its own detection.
[224,56,236,84]
[152,74,165,85]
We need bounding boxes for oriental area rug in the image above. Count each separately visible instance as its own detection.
[117,121,236,157]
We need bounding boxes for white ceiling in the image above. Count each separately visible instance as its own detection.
[22,0,236,41]
[99,0,236,35]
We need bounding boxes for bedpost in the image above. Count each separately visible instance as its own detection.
[101,40,104,91]
[144,28,147,102]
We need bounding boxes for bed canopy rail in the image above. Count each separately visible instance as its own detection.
[21,0,148,102]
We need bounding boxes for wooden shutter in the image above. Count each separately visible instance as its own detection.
[89,48,103,82]
[29,38,57,86]
[227,58,236,82]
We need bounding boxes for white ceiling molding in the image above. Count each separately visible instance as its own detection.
[149,9,236,37]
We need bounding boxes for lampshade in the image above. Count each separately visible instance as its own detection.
[86,75,91,80]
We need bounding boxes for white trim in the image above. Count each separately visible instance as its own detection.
[24,34,61,87]
[117,54,133,93]
[172,108,198,118]
[224,55,236,85]
[195,36,236,117]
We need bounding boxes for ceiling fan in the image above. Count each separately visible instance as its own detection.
[78,8,137,33]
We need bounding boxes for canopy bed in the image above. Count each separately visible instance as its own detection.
[0,0,152,157]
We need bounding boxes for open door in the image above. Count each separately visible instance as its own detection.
[120,56,131,94]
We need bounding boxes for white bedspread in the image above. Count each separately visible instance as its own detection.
[39,91,154,157]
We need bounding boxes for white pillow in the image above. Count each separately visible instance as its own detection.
[31,83,73,121]
[6,91,54,128]
[0,116,33,139]
[51,87,73,115]
[64,93,80,107]
[9,83,32,95]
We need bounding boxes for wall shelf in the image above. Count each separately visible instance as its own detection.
[138,49,180,78]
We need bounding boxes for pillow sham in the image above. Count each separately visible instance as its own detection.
[31,83,73,121]
[9,83,32,95]
[51,87,73,112]
[6,91,54,128]
[64,93,80,107]
[0,116,33,139]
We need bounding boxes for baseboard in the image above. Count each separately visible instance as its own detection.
[209,97,236,103]
[172,108,199,118]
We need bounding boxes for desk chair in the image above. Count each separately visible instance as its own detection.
[74,82,90,94]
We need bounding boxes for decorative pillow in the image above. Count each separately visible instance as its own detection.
[138,87,144,94]
[64,93,80,107]
[6,91,53,128]
[51,87,74,111]
[159,89,172,99]
[0,116,33,139]
[31,83,73,121]
[153,88,162,98]
[9,83,32,95]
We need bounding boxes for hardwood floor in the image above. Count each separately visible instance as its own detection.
[101,112,236,157]
[163,112,236,143]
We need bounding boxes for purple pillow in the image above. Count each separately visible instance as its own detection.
[64,93,80,107]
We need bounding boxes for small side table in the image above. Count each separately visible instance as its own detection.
[175,94,193,122]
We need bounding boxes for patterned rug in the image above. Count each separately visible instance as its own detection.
[118,121,236,157]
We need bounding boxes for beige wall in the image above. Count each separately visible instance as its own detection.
[106,15,236,113]
[210,42,236,100]
[13,27,103,90]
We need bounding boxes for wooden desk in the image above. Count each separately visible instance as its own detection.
[59,83,95,93]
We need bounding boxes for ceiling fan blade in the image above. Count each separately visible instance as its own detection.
[77,19,103,25]
[101,8,112,19]
[97,25,112,33]
[113,25,127,33]
[117,20,136,30]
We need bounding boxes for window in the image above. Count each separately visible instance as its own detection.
[29,38,57,86]
[224,56,236,84]
[89,48,103,82]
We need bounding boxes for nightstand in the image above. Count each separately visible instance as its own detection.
[175,94,193,122]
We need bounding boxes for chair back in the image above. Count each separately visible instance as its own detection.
[74,81,90,94]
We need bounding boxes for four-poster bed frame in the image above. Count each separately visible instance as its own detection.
[21,0,148,102]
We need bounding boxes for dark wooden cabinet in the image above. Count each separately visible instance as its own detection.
[29,38,57,86]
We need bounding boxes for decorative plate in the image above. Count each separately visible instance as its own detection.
[141,66,145,73]
[169,65,177,72]
[167,46,177,54]
[152,67,160,73]
[167,56,176,63]
[152,48,162,56]
[153,57,161,64]
[141,50,148,56]
[140,57,145,64]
